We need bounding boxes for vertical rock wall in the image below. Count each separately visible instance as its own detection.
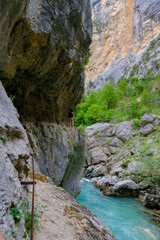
[86,0,160,82]
[24,123,85,197]
[0,82,30,239]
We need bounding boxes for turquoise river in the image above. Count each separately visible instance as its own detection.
[76,179,160,240]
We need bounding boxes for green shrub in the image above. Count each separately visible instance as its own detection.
[9,200,42,237]
[133,119,140,128]
[2,137,7,143]
[68,152,77,160]
[129,65,139,77]
[77,125,87,133]
[143,51,150,62]
[126,98,141,119]
[88,81,94,88]
[149,39,157,49]
[84,104,102,125]
[141,91,151,105]
[21,200,42,237]
[10,204,22,225]
[84,50,92,65]
[105,109,117,122]
[121,160,131,168]
[52,175,56,182]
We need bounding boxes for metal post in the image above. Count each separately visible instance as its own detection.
[30,153,35,240]
[20,153,36,240]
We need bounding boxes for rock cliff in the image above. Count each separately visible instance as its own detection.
[0,0,113,239]
[0,0,92,123]
[24,122,85,197]
[0,82,31,239]
[85,0,160,88]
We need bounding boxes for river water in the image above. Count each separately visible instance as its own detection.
[76,179,160,240]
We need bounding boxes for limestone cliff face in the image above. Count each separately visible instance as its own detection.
[24,122,85,197]
[86,0,160,83]
[0,0,92,123]
[0,82,31,239]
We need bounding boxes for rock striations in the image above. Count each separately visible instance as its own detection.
[24,122,85,198]
[85,0,160,90]
[0,82,31,239]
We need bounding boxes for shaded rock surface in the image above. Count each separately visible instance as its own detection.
[0,0,92,123]
[24,122,86,197]
[85,114,160,208]
[139,190,160,209]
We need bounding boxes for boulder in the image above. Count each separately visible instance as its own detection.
[89,147,108,165]
[139,192,160,209]
[106,137,124,147]
[140,114,154,127]
[105,179,140,197]
[141,123,155,136]
[92,176,118,189]
[153,119,159,127]
[114,180,139,190]
[116,121,133,142]
[101,179,141,197]
[126,161,137,172]
[85,123,116,137]
[110,167,124,176]
[91,164,107,177]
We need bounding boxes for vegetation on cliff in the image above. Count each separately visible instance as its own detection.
[75,73,160,128]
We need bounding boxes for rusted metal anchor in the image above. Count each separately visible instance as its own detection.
[20,153,36,240]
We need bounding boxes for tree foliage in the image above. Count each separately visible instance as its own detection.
[75,74,160,127]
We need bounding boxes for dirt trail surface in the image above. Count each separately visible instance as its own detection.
[31,181,116,240]
[34,182,79,240]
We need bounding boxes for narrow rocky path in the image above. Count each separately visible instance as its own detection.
[33,182,78,240]
[28,177,116,240]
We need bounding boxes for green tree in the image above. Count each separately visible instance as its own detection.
[141,91,151,105]
[99,84,118,109]
[84,104,102,125]
[126,98,141,119]
[117,80,128,96]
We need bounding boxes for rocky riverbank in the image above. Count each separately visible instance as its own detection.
[84,114,160,209]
